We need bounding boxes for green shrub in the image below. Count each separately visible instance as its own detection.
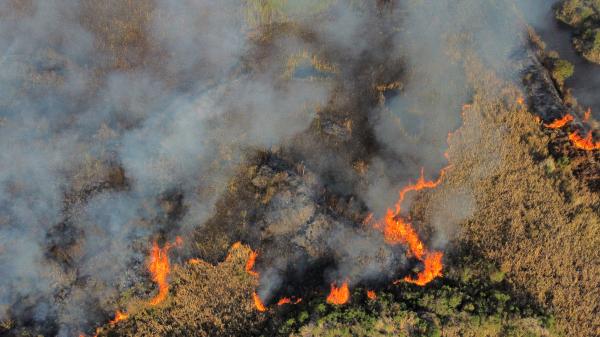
[551,59,575,85]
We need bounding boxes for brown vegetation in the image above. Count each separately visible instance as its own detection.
[98,244,264,337]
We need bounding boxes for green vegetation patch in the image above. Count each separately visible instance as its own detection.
[275,259,558,337]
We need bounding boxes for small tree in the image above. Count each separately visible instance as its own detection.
[551,59,575,85]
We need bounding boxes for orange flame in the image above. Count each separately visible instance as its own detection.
[326,282,350,305]
[544,114,574,129]
[276,297,302,306]
[253,292,267,312]
[108,310,129,325]
[366,290,377,300]
[277,297,292,306]
[569,131,600,151]
[147,237,182,306]
[369,163,448,285]
[277,297,302,306]
[245,250,259,277]
[404,251,444,286]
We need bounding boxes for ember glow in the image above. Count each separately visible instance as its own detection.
[516,97,525,105]
[366,290,377,300]
[569,131,600,151]
[544,114,574,129]
[326,282,350,305]
[148,237,183,306]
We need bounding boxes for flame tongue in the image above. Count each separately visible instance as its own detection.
[253,292,267,312]
[544,114,574,129]
[371,168,444,286]
[569,131,600,151]
[326,282,350,305]
[147,237,182,306]
[277,297,302,306]
[245,250,259,277]
[108,310,129,325]
[404,251,444,286]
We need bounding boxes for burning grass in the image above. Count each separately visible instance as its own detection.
[444,59,600,337]
[96,244,264,337]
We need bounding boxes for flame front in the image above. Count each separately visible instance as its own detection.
[245,250,259,277]
[326,282,350,305]
[277,297,302,306]
[147,237,182,306]
[253,292,267,312]
[108,310,129,325]
[544,114,574,129]
[370,168,444,285]
[569,131,600,150]
[404,251,444,286]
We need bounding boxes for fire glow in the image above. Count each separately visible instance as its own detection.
[277,297,302,306]
[148,237,183,306]
[366,290,377,300]
[569,131,600,151]
[544,114,573,129]
[245,250,259,277]
[326,282,350,305]
[108,310,129,325]
[369,168,445,286]
[253,291,267,312]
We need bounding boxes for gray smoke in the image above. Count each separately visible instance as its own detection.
[0,0,330,335]
[0,0,559,334]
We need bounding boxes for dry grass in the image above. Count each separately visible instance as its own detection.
[419,58,600,337]
[99,244,264,337]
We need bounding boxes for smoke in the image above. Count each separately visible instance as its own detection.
[0,0,330,335]
[364,0,531,231]
[0,0,560,334]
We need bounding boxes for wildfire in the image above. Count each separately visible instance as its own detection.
[544,114,573,129]
[368,104,457,287]
[277,297,302,306]
[108,310,129,325]
[245,250,259,277]
[569,131,600,151]
[369,168,444,285]
[253,292,267,312]
[366,290,377,300]
[404,251,444,286]
[147,237,182,306]
[326,282,350,305]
